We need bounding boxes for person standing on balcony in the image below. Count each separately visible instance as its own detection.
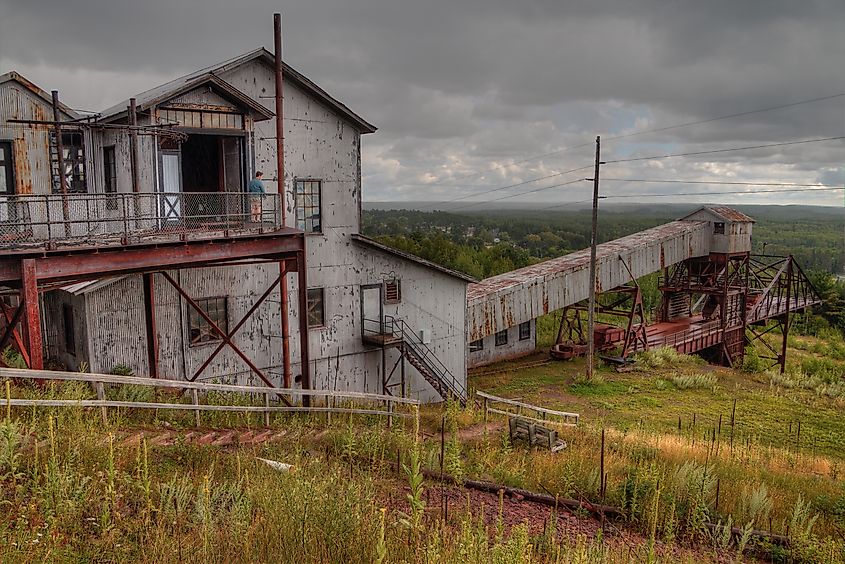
[248,171,265,222]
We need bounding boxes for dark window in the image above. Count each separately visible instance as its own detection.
[519,321,531,341]
[52,131,86,193]
[383,279,401,304]
[307,288,325,328]
[0,141,14,194]
[63,304,76,356]
[295,179,322,233]
[189,297,228,346]
[103,145,118,210]
[469,339,484,353]
[495,329,508,347]
[714,222,725,235]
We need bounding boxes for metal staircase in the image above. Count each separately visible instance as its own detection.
[363,315,467,406]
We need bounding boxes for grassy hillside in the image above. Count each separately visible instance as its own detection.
[2,329,845,562]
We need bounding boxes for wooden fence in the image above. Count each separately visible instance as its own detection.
[0,367,418,427]
[476,390,579,427]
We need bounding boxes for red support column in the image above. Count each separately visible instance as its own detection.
[280,260,292,388]
[21,259,43,369]
[296,249,311,405]
[142,273,160,379]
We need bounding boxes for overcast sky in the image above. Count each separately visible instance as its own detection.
[1,0,843,207]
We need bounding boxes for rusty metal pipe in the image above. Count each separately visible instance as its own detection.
[51,90,71,237]
[129,98,140,193]
[275,13,293,389]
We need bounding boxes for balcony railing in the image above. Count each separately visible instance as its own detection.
[0,192,282,249]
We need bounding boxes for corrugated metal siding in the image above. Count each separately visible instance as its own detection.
[467,220,712,341]
[85,276,149,375]
[0,82,57,195]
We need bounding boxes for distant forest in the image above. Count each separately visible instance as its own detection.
[362,204,844,280]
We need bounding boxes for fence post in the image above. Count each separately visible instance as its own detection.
[387,400,394,429]
[483,395,488,422]
[327,394,332,425]
[94,381,107,424]
[191,388,200,427]
[264,392,270,427]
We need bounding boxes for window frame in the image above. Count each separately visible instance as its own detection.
[306,287,325,328]
[188,297,229,347]
[0,140,15,195]
[518,321,531,341]
[494,329,508,347]
[52,131,87,194]
[713,222,725,235]
[294,178,323,234]
[383,279,401,304]
[469,339,484,353]
[103,145,118,210]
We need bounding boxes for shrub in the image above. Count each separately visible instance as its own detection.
[671,373,717,390]
[633,347,705,371]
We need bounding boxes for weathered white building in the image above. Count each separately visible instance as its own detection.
[0,52,472,402]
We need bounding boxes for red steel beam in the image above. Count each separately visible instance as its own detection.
[142,273,160,379]
[189,273,282,382]
[160,271,280,394]
[0,302,25,356]
[0,234,304,284]
[296,249,311,405]
[280,260,292,388]
[21,259,43,370]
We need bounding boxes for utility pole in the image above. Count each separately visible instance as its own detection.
[586,136,601,380]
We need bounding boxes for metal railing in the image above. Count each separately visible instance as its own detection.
[384,315,468,403]
[0,191,282,249]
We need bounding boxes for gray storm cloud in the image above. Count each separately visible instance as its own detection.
[1,0,842,205]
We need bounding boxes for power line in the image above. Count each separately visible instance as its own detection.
[442,165,593,204]
[599,178,843,188]
[603,136,845,165]
[452,177,587,210]
[602,92,845,144]
[605,186,843,199]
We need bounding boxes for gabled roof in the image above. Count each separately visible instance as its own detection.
[351,234,477,283]
[100,74,274,123]
[0,71,79,119]
[98,48,376,133]
[682,206,755,223]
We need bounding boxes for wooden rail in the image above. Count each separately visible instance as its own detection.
[1,367,418,427]
[476,391,579,426]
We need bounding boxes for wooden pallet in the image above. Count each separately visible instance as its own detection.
[508,416,567,453]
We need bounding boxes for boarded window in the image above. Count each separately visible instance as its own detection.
[63,303,76,356]
[52,131,87,193]
[103,145,118,210]
[189,297,228,346]
[307,288,325,327]
[714,222,725,235]
[295,179,322,233]
[383,279,401,304]
[495,329,508,347]
[519,321,531,341]
[469,339,484,352]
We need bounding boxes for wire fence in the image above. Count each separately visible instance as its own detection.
[0,191,282,249]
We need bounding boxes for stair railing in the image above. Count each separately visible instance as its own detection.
[384,315,468,403]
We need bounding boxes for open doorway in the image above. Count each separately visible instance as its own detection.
[176,134,245,222]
